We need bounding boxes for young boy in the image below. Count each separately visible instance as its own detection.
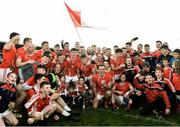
[162,58,173,80]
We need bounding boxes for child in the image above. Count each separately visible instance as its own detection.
[162,58,173,80]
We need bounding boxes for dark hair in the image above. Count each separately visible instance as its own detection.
[97,64,104,69]
[34,74,46,83]
[114,45,118,48]
[9,32,19,39]
[160,45,169,50]
[43,51,51,58]
[71,48,78,52]
[145,73,153,77]
[143,62,150,67]
[23,37,32,44]
[115,48,123,53]
[7,72,14,77]
[125,42,132,46]
[162,57,169,62]
[138,44,143,47]
[37,64,47,70]
[173,49,180,54]
[106,48,111,51]
[144,44,150,47]
[80,54,87,58]
[139,70,145,76]
[41,41,48,46]
[133,52,140,57]
[54,44,60,48]
[40,81,50,88]
[156,40,162,44]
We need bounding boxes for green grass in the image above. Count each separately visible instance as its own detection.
[18,107,180,126]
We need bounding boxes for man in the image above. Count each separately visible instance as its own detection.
[25,81,57,125]
[0,32,20,69]
[110,48,125,81]
[154,40,162,59]
[0,72,19,126]
[36,41,57,68]
[136,73,171,116]
[16,43,38,67]
[17,37,32,57]
[65,48,80,83]
[157,45,173,67]
[92,65,113,109]
[136,44,143,55]
[141,44,157,71]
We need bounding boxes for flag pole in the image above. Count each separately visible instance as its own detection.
[72,21,84,46]
[64,2,83,45]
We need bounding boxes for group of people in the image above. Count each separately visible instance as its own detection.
[0,32,180,126]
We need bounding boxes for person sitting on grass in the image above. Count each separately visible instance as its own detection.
[111,73,134,110]
[136,73,171,117]
[0,72,19,126]
[25,81,57,125]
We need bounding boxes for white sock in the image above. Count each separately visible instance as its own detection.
[64,105,71,112]
[62,110,70,116]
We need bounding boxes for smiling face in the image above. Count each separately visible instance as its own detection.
[41,84,52,95]
[7,73,17,85]
[145,75,154,84]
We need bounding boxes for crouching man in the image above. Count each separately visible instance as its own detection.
[25,81,57,125]
[136,73,171,117]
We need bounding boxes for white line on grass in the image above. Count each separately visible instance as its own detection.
[97,108,177,125]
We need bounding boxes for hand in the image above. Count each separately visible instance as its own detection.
[165,108,170,115]
[0,96,2,100]
[119,64,126,68]
[124,92,129,98]
[101,80,106,85]
[28,60,35,64]
[8,102,15,111]
[11,35,20,44]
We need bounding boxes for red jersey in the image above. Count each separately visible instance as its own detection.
[141,52,155,59]
[65,57,79,76]
[114,81,132,96]
[92,72,112,95]
[135,83,171,109]
[0,83,16,92]
[18,52,38,62]
[133,58,144,67]
[172,73,180,91]
[27,95,51,113]
[25,76,35,86]
[0,45,16,68]
[155,78,175,92]
[110,57,125,75]
[77,63,94,77]
[154,49,162,59]
[163,67,173,80]
[62,49,71,57]
[17,47,26,57]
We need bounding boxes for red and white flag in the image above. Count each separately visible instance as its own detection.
[64,2,108,30]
